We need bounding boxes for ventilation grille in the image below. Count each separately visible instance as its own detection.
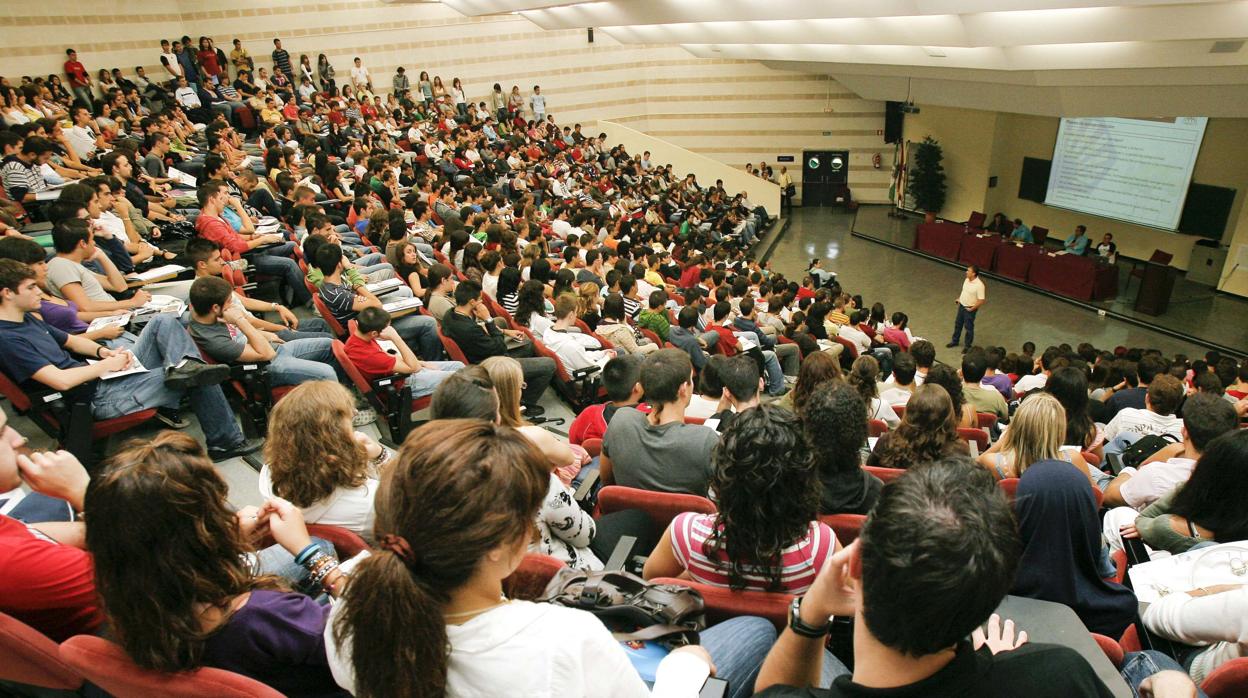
[1210,40,1245,54]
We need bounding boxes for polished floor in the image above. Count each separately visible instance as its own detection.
[765,205,1215,366]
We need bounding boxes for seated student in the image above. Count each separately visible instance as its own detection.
[188,276,338,386]
[1063,225,1090,255]
[669,305,713,372]
[259,381,390,542]
[0,411,102,641]
[847,355,899,428]
[869,384,967,470]
[325,419,775,697]
[706,301,786,397]
[925,363,978,429]
[597,293,657,356]
[343,306,462,399]
[440,280,555,409]
[1014,346,1061,396]
[0,236,117,340]
[978,393,1093,485]
[1105,354,1167,419]
[0,259,259,460]
[685,354,729,420]
[1105,392,1240,509]
[315,243,441,359]
[961,349,1009,421]
[195,180,312,308]
[568,354,647,446]
[1103,374,1185,452]
[601,349,719,496]
[1110,430,1248,558]
[305,214,398,282]
[635,289,671,342]
[707,355,763,432]
[44,219,151,314]
[980,346,1015,401]
[879,312,912,352]
[1012,459,1137,638]
[645,403,840,593]
[543,294,614,372]
[423,263,457,323]
[186,238,332,340]
[754,458,1118,697]
[877,351,917,408]
[777,350,841,414]
[888,338,933,386]
[85,432,346,696]
[801,381,882,516]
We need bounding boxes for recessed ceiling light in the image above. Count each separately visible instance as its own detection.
[922,47,947,58]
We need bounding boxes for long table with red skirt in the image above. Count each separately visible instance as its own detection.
[1027,252,1118,301]
[958,233,1004,269]
[914,222,967,260]
[995,242,1045,281]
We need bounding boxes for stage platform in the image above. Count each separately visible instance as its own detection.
[851,205,1247,359]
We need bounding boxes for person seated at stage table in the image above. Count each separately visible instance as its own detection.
[986,212,1012,235]
[1009,218,1033,244]
[1096,233,1118,263]
[1063,225,1090,255]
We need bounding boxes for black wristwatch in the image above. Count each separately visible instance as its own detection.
[788,597,832,638]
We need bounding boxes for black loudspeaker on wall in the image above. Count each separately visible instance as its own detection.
[588,28,594,43]
[884,101,904,144]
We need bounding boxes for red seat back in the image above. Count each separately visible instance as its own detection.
[864,465,905,482]
[684,415,707,426]
[595,485,716,532]
[892,405,906,421]
[0,612,83,690]
[976,412,997,430]
[437,329,471,365]
[1091,633,1124,670]
[818,513,867,545]
[311,293,346,338]
[868,419,888,438]
[1148,249,1174,266]
[967,211,986,228]
[332,338,376,398]
[0,369,33,412]
[581,437,603,457]
[306,523,369,558]
[1119,624,1142,652]
[957,427,990,452]
[651,577,792,631]
[998,477,1020,501]
[59,635,284,698]
[831,335,858,359]
[1203,657,1248,698]
[1031,226,1049,245]
[503,553,566,601]
[1082,450,1102,467]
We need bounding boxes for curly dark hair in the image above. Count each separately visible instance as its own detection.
[512,279,547,328]
[872,384,959,469]
[801,381,868,478]
[705,404,821,591]
[924,363,967,421]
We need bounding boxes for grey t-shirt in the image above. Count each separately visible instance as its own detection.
[188,320,246,363]
[602,407,718,496]
[141,153,168,179]
[46,257,110,301]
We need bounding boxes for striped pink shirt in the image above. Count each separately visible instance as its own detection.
[669,512,837,594]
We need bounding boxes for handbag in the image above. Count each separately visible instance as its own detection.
[539,568,705,647]
[1121,433,1179,469]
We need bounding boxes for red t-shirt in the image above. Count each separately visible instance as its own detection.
[705,324,740,357]
[568,402,650,445]
[196,214,250,255]
[64,60,88,87]
[0,515,101,641]
[344,334,397,383]
[678,265,701,289]
[796,286,816,301]
[198,49,222,76]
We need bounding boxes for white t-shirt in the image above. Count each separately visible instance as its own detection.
[878,385,914,408]
[1118,457,1196,510]
[325,600,708,697]
[543,327,609,373]
[257,463,379,543]
[1014,372,1048,394]
[869,397,900,428]
[837,324,872,354]
[64,125,98,160]
[958,277,986,308]
[1104,407,1184,442]
[350,65,370,86]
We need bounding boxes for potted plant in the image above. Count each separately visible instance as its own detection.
[908,136,947,224]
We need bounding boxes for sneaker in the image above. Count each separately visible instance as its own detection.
[207,437,265,461]
[945,342,960,348]
[155,408,190,429]
[352,406,377,427]
[520,403,545,418]
[164,361,231,391]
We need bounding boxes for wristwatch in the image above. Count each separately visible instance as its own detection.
[788,597,833,638]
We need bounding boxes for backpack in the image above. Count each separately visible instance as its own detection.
[1120,433,1179,469]
[539,568,705,647]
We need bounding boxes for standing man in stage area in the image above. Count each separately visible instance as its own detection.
[948,265,985,353]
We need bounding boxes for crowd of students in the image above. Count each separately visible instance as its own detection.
[1,33,1247,698]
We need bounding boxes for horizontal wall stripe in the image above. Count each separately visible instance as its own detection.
[648,129,881,137]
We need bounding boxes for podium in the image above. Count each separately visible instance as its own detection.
[1134,262,1177,316]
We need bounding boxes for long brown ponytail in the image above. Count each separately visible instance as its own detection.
[333,419,549,697]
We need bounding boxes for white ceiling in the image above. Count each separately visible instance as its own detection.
[429,0,1248,117]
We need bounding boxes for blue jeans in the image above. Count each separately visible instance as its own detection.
[393,313,442,360]
[951,305,977,347]
[251,242,312,305]
[275,316,333,341]
[697,616,849,698]
[759,349,785,396]
[255,537,334,597]
[270,337,338,386]
[407,360,464,398]
[1105,432,1142,457]
[1121,650,1207,698]
[92,313,245,450]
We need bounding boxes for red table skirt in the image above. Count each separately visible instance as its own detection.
[914,222,966,260]
[958,234,1004,269]
[996,242,1044,281]
[1028,253,1119,301]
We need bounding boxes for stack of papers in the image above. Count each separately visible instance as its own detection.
[377,339,400,355]
[365,278,403,294]
[381,297,422,314]
[135,294,186,316]
[88,352,148,380]
[126,264,187,283]
[167,167,197,187]
[87,313,131,331]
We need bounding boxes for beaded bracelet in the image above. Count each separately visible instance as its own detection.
[294,543,321,566]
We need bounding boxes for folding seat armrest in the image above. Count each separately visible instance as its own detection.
[573,470,600,503]
[605,535,637,571]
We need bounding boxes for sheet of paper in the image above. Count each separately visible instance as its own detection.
[126,264,186,282]
[136,294,185,316]
[88,353,148,380]
[365,278,403,294]
[382,297,422,313]
[35,188,63,201]
[377,339,399,355]
[167,167,197,187]
[87,313,131,331]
